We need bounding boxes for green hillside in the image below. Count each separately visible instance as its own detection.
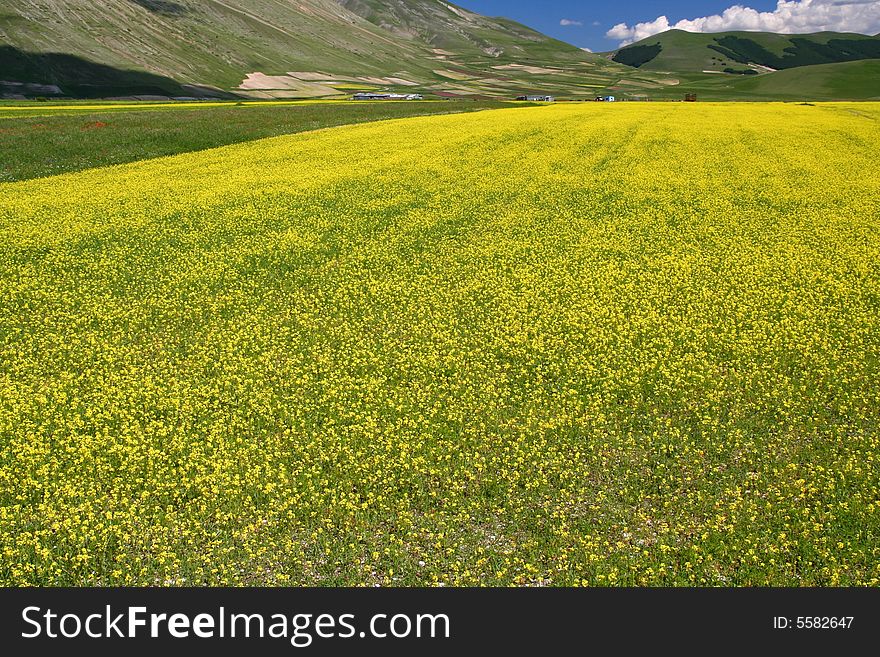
[3,4,876,101]
[341,0,581,58]
[612,29,880,74]
[0,0,655,99]
[724,59,880,100]
[630,59,880,102]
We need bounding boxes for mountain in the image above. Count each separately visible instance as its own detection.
[612,29,880,74]
[604,28,880,101]
[0,0,647,99]
[4,4,875,101]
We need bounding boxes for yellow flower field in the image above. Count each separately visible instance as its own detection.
[1,103,878,586]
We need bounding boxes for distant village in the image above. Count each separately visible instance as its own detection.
[351,91,697,103]
[517,95,617,102]
[352,92,621,102]
[352,92,423,101]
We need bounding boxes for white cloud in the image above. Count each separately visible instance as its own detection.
[607,16,671,44]
[606,0,880,46]
[560,18,583,26]
[580,47,594,52]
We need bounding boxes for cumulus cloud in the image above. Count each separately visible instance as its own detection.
[560,18,583,26]
[606,0,880,46]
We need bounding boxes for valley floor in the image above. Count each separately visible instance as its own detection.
[0,100,514,183]
[1,103,878,585]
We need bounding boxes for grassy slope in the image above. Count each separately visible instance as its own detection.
[604,29,880,101]
[0,0,427,89]
[0,45,208,99]
[612,29,880,74]
[726,59,880,100]
[341,0,592,65]
[0,0,653,98]
[0,99,513,182]
[2,2,874,103]
[640,60,880,101]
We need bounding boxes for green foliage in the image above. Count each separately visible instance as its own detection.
[612,44,662,68]
[711,35,880,70]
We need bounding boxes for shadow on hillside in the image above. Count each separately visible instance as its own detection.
[0,45,232,98]
[127,0,188,16]
[709,36,880,70]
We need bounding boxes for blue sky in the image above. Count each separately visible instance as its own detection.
[453,1,880,51]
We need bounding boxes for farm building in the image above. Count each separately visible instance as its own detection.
[352,92,423,101]
[516,95,554,102]
[595,95,616,102]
